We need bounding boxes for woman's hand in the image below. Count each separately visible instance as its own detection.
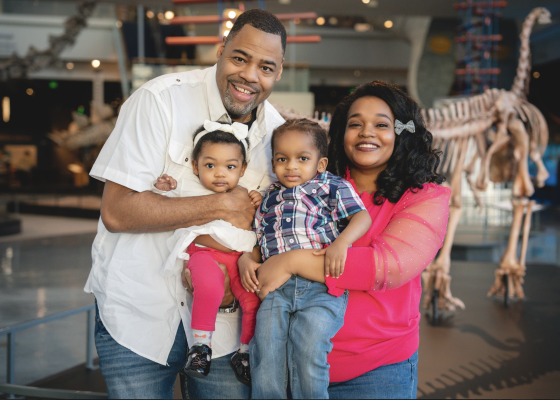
[182,259,234,307]
[238,252,261,293]
[255,251,294,301]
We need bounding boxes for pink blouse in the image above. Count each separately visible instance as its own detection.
[325,179,450,383]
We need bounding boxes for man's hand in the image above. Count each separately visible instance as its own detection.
[182,260,234,307]
[221,186,257,230]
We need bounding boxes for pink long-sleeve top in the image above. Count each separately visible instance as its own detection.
[325,178,450,383]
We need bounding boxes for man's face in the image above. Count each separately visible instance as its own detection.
[216,25,284,122]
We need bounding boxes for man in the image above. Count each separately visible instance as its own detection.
[86,9,286,399]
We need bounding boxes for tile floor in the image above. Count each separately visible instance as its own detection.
[0,215,559,399]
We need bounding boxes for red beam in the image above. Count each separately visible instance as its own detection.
[455,34,503,43]
[174,0,268,3]
[454,1,507,10]
[170,12,317,25]
[166,35,321,46]
[455,68,501,75]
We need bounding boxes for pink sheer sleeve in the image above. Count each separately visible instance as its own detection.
[325,184,450,295]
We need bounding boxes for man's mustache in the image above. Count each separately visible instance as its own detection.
[228,79,261,94]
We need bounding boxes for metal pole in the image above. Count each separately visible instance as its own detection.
[137,5,145,63]
[289,20,296,92]
[86,309,96,370]
[7,332,15,398]
[113,19,130,98]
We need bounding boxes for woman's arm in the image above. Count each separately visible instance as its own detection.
[256,185,450,297]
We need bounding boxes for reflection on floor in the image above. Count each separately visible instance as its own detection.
[418,262,560,399]
[0,228,97,386]
[0,216,559,398]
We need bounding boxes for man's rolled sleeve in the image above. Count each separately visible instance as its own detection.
[90,88,172,193]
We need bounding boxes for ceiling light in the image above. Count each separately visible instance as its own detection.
[228,11,237,19]
[26,88,34,96]
[384,20,394,28]
[329,17,338,25]
[362,0,370,3]
[354,23,372,32]
[165,11,175,20]
[2,97,10,123]
[354,70,361,77]
[92,60,101,68]
[147,11,155,19]
[316,17,326,26]
[224,30,231,37]
[226,21,234,29]
[294,18,301,24]
[66,62,74,70]
[157,13,164,20]
[533,71,540,79]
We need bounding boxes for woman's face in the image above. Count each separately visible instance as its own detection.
[344,96,396,172]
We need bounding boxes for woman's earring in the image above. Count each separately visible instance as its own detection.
[395,120,415,135]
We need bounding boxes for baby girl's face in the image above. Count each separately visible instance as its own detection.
[193,142,247,193]
[272,129,328,189]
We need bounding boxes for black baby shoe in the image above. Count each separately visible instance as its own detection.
[229,350,251,386]
[183,344,212,378]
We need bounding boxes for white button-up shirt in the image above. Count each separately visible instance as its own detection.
[85,65,284,365]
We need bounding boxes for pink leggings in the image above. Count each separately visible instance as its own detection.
[186,243,260,345]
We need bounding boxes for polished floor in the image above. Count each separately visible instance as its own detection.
[0,215,559,398]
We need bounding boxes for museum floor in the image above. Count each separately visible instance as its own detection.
[0,215,559,399]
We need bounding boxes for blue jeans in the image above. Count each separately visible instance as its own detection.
[94,304,249,399]
[250,276,349,399]
[328,351,419,399]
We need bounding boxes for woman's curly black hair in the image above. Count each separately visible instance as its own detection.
[327,80,444,205]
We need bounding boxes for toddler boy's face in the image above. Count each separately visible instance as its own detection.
[193,142,247,193]
[272,129,328,188]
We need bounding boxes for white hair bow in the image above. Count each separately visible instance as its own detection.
[193,120,249,153]
[395,120,415,135]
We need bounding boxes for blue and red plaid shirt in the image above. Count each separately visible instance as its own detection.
[254,171,366,261]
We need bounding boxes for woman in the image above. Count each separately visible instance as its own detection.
[240,81,450,399]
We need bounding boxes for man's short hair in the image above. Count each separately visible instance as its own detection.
[226,9,287,54]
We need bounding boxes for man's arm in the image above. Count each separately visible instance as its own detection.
[101,180,256,233]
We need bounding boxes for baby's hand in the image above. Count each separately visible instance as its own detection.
[249,190,263,207]
[313,240,349,279]
[155,174,177,192]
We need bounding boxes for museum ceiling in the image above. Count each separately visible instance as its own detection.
[27,0,560,20]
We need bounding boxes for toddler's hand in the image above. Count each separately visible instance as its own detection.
[155,174,177,192]
[249,190,263,207]
[238,252,261,292]
[313,240,349,279]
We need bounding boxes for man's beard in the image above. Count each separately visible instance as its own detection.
[223,86,259,119]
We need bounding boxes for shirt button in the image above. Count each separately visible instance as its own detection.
[286,218,291,222]
[312,189,317,193]
[185,157,189,162]
[181,302,184,306]
[176,79,181,82]
[289,239,294,244]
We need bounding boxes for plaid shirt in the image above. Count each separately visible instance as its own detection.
[254,171,366,261]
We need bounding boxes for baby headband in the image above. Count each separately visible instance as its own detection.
[395,120,415,135]
[193,120,249,154]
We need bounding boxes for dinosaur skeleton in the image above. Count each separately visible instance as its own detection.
[0,1,98,81]
[421,7,550,311]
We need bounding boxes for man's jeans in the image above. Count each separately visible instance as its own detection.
[328,351,419,399]
[94,304,250,399]
[250,276,349,399]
